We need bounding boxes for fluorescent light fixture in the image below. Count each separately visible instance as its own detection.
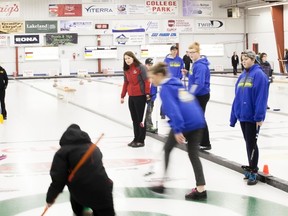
[248,2,288,10]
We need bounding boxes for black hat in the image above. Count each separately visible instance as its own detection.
[170,45,178,50]
[145,58,153,65]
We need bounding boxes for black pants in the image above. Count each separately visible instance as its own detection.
[164,129,206,186]
[240,122,259,170]
[232,65,238,75]
[196,94,210,147]
[128,95,146,143]
[0,89,7,118]
[70,196,115,216]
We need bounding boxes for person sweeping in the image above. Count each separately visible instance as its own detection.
[45,124,115,216]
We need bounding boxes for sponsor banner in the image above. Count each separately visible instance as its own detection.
[117,4,145,15]
[0,1,20,18]
[0,35,8,47]
[25,21,58,33]
[148,32,179,44]
[163,19,193,33]
[194,19,225,32]
[82,4,116,16]
[46,33,78,46]
[112,29,145,46]
[145,0,178,15]
[0,21,24,34]
[11,34,44,46]
[84,46,117,59]
[49,4,82,17]
[183,0,213,17]
[145,20,161,33]
[59,20,93,33]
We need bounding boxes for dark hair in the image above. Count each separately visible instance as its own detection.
[260,52,267,60]
[123,51,141,71]
[149,62,168,76]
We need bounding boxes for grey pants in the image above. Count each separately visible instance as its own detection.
[164,129,206,186]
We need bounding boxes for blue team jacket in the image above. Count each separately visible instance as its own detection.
[160,77,206,134]
[230,64,269,127]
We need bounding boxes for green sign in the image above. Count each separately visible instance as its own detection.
[46,33,78,46]
[25,21,58,33]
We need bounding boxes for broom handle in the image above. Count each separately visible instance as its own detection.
[68,133,104,182]
[40,205,49,216]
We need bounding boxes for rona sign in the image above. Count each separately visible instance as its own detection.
[14,35,40,44]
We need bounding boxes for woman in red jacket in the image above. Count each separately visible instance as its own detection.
[121,51,151,148]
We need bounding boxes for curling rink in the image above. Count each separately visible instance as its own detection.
[1,74,288,216]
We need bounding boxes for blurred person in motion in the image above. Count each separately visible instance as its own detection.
[148,62,207,201]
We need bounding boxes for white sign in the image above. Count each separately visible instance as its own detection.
[163,19,193,33]
[148,32,179,44]
[82,4,116,16]
[141,44,172,57]
[183,0,213,17]
[195,19,225,32]
[200,44,224,57]
[84,46,117,59]
[0,2,20,18]
[145,0,178,15]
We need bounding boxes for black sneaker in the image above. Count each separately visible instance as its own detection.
[148,185,165,194]
[127,141,135,147]
[131,142,145,148]
[185,188,207,200]
[200,145,211,151]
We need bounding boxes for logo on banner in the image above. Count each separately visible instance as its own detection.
[14,35,40,44]
[197,20,223,29]
[115,34,129,45]
[84,5,113,13]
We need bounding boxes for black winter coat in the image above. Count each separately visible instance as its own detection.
[0,66,8,90]
[46,124,114,210]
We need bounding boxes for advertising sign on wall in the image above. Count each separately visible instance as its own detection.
[0,21,24,34]
[194,19,225,32]
[145,0,178,15]
[148,32,179,44]
[183,0,213,17]
[49,4,82,17]
[0,1,20,18]
[10,34,44,46]
[25,21,58,33]
[46,33,78,46]
[82,4,116,16]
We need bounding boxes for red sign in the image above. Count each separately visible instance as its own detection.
[49,4,82,17]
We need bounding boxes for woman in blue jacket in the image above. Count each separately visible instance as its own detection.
[148,62,207,201]
[230,50,268,185]
[187,42,211,150]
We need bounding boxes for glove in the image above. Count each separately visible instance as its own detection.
[146,94,151,102]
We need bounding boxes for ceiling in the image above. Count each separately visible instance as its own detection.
[219,0,288,9]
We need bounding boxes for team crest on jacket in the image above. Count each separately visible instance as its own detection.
[178,88,194,102]
[133,70,137,74]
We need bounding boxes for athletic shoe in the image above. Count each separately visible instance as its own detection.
[127,141,135,147]
[148,185,165,194]
[146,127,158,133]
[185,188,207,200]
[131,142,145,148]
[247,172,258,185]
[200,145,212,151]
[243,171,250,180]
